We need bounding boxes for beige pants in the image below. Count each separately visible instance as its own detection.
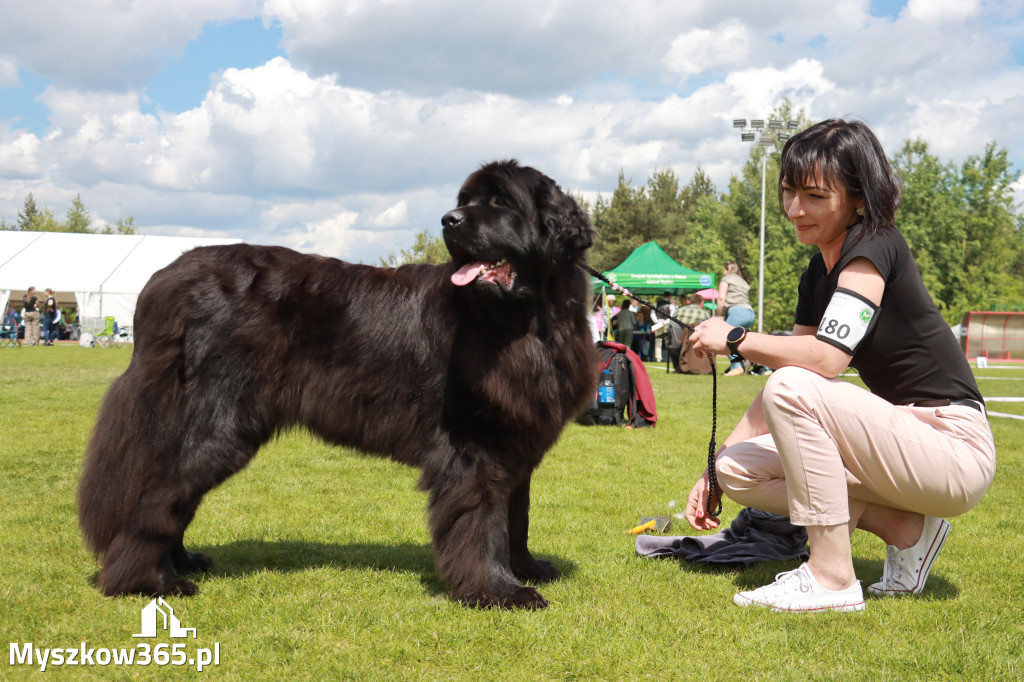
[717,366,996,527]
[23,311,41,345]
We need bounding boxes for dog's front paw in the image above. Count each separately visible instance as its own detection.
[173,550,214,574]
[99,570,199,598]
[162,577,199,597]
[459,585,549,610]
[512,558,560,583]
[499,585,549,610]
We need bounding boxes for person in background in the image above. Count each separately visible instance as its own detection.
[2,306,21,346]
[22,286,41,346]
[667,292,711,374]
[614,298,636,351]
[633,305,653,360]
[589,297,602,343]
[687,118,995,614]
[42,288,58,346]
[591,294,619,342]
[717,262,755,376]
[651,293,674,362]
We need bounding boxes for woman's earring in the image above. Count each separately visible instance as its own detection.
[856,206,865,216]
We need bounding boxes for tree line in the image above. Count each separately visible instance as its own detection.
[1,193,136,235]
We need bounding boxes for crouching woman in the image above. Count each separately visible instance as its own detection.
[687,118,996,613]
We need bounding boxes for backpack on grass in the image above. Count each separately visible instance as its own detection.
[577,341,656,428]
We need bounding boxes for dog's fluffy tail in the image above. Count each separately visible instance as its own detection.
[78,371,155,556]
[78,287,188,557]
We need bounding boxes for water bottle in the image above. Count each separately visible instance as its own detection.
[597,369,616,425]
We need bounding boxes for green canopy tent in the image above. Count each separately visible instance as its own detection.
[592,241,715,295]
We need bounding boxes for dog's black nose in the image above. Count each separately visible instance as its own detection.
[441,209,464,229]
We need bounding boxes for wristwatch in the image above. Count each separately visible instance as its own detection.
[726,326,748,358]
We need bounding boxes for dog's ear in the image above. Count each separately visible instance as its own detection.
[538,176,594,257]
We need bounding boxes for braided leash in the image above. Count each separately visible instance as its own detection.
[581,264,722,517]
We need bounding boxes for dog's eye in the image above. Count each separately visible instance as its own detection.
[491,196,509,208]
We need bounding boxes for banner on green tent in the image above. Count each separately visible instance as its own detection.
[591,241,715,294]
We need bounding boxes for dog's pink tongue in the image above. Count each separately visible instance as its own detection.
[452,262,485,286]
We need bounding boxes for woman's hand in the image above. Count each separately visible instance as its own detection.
[690,316,733,359]
[684,469,721,531]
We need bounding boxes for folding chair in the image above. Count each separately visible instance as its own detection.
[109,319,133,346]
[0,322,20,348]
[99,317,117,346]
[79,317,111,347]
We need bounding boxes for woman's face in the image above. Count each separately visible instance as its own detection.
[781,173,862,249]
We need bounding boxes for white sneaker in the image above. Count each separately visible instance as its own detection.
[733,563,865,613]
[867,516,950,597]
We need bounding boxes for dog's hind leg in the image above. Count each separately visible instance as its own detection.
[507,474,559,583]
[98,486,201,596]
[424,459,549,609]
[98,421,266,596]
[171,503,214,574]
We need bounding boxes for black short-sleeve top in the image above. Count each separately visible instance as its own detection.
[795,223,981,406]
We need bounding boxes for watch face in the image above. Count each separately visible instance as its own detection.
[727,326,745,343]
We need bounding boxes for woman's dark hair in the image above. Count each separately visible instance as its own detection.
[778,119,901,241]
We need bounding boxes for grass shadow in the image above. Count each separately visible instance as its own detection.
[194,540,445,596]
[188,540,577,597]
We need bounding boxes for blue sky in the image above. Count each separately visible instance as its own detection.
[144,18,286,118]
[1,0,1022,263]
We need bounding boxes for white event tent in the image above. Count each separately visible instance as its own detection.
[0,231,242,326]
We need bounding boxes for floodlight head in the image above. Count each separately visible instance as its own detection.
[787,120,799,129]
[751,119,764,129]
[768,120,782,129]
[733,119,746,128]
[741,132,755,142]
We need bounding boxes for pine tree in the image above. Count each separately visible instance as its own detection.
[65,194,92,233]
[17,193,39,231]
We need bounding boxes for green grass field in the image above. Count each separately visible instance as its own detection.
[2,346,1022,680]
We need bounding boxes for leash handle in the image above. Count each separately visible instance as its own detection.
[581,264,722,517]
[705,361,722,517]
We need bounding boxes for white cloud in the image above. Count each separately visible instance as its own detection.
[284,209,359,254]
[370,200,409,228]
[0,129,41,178]
[907,0,980,24]
[263,0,704,96]
[725,59,835,117]
[0,56,17,86]
[664,19,751,79]
[0,0,260,89]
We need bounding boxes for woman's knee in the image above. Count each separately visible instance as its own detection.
[716,450,750,497]
[763,365,817,395]
[716,440,780,493]
[716,442,790,515]
[761,366,827,418]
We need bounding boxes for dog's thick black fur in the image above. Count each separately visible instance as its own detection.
[78,160,596,609]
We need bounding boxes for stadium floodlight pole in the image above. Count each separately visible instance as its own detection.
[757,152,766,333]
[731,118,797,333]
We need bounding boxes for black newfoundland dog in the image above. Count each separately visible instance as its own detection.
[78,160,597,609]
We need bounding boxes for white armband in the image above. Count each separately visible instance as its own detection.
[816,287,879,355]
